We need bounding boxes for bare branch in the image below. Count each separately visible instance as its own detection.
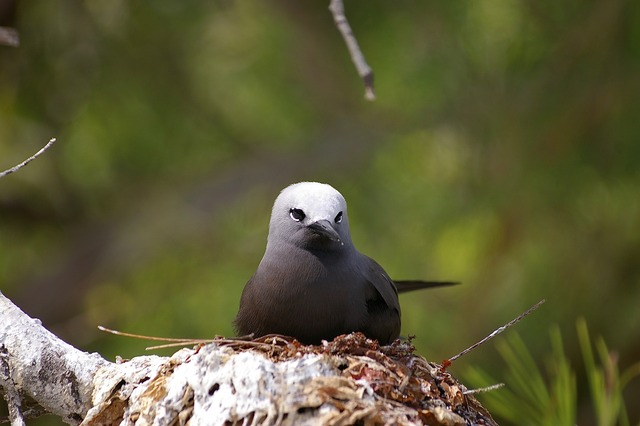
[0,291,110,424]
[0,138,57,179]
[328,0,375,101]
[97,325,205,343]
[2,293,498,425]
[98,325,217,350]
[445,299,546,365]
[463,383,505,395]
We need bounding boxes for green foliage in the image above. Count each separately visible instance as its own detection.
[1,1,639,424]
[577,318,640,426]
[465,320,640,426]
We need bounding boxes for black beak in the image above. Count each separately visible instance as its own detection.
[307,220,342,243]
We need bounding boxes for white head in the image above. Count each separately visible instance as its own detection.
[267,182,353,251]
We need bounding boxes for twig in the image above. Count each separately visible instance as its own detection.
[146,338,273,351]
[0,345,26,426]
[463,383,505,395]
[145,340,212,351]
[99,326,225,351]
[328,0,375,101]
[0,138,57,179]
[97,325,209,343]
[444,299,546,367]
[98,326,301,353]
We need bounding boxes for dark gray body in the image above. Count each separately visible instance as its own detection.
[235,241,400,344]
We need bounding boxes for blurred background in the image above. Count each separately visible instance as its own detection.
[1,1,639,425]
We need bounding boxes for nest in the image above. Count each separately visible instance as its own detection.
[84,332,497,426]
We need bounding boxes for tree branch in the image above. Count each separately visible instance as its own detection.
[445,299,546,366]
[328,0,375,101]
[0,291,109,424]
[0,138,57,179]
[0,292,497,425]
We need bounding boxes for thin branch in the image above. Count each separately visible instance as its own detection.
[328,0,375,101]
[0,138,57,179]
[146,339,272,351]
[463,383,505,395]
[99,326,226,351]
[97,325,202,343]
[98,326,296,352]
[444,299,546,366]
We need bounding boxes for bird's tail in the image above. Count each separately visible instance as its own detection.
[394,280,459,294]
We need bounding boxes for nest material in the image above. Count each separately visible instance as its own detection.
[83,333,497,426]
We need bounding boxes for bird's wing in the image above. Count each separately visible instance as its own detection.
[361,255,400,311]
[393,280,459,294]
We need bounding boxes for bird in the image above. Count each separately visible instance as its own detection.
[234,182,456,345]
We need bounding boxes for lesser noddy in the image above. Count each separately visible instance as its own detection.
[234,182,456,345]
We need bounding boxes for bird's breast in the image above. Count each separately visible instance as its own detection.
[250,246,367,332]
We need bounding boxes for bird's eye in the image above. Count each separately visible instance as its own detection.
[289,208,306,222]
[334,211,343,223]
